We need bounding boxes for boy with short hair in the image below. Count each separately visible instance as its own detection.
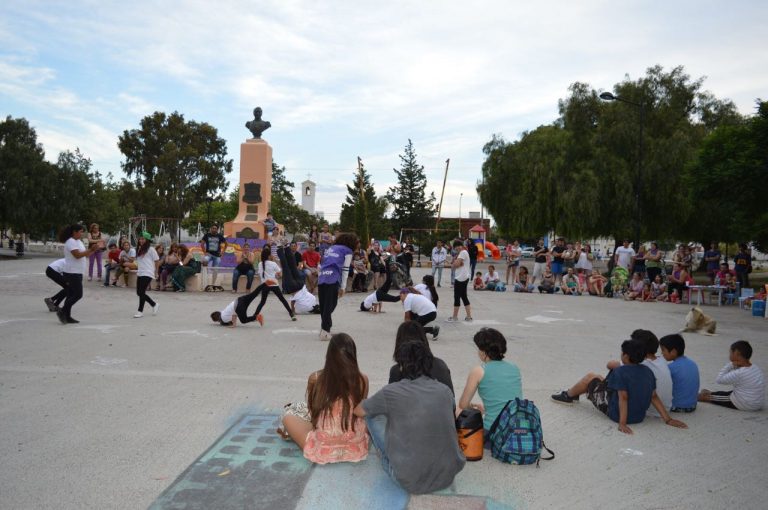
[263,212,277,237]
[699,341,764,411]
[103,242,120,286]
[210,285,265,327]
[659,334,700,412]
[473,271,484,291]
[552,339,687,434]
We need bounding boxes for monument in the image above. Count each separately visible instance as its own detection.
[223,107,275,239]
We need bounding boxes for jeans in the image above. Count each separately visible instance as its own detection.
[431,265,443,285]
[232,268,255,291]
[365,415,396,482]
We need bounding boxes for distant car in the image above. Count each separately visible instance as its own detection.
[520,248,535,258]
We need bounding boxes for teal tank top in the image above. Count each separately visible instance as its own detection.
[478,360,522,430]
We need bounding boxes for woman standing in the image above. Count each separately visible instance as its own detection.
[133,232,159,318]
[317,233,359,340]
[86,223,104,281]
[504,240,522,286]
[278,333,369,464]
[645,242,663,283]
[447,240,472,322]
[58,224,103,324]
[232,242,256,293]
[633,245,647,279]
[253,246,295,322]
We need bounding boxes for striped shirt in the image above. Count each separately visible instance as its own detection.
[716,363,765,411]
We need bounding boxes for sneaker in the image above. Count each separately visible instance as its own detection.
[431,325,440,340]
[44,297,57,312]
[56,309,67,325]
[319,330,332,341]
[256,314,264,326]
[152,303,160,315]
[103,282,109,287]
[133,312,143,318]
[66,317,80,324]
[464,316,473,322]
[291,315,297,322]
[445,316,458,323]
[551,390,578,404]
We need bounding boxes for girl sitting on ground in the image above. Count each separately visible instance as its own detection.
[538,268,556,294]
[483,265,501,291]
[473,271,484,291]
[514,266,535,293]
[587,269,608,296]
[560,267,580,295]
[625,272,645,300]
[279,333,369,464]
[640,282,654,302]
[651,275,668,302]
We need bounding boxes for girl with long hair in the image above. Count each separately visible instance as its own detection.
[57,224,103,324]
[279,333,369,464]
[86,223,104,281]
[133,232,159,318]
[414,274,439,307]
[159,243,180,290]
[399,288,439,340]
[253,246,295,322]
[171,245,197,292]
[153,243,165,290]
[389,321,453,392]
[317,233,359,340]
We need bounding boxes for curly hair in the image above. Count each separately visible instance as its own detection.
[473,328,507,361]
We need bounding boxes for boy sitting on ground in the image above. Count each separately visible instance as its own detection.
[551,339,687,434]
[659,334,700,412]
[473,271,484,291]
[698,340,764,411]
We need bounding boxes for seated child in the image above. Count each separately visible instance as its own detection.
[514,266,535,293]
[103,242,120,286]
[483,265,501,291]
[473,272,484,291]
[698,340,764,411]
[625,272,645,300]
[587,269,608,296]
[551,338,687,434]
[560,268,580,295]
[290,285,321,315]
[651,275,668,302]
[210,286,265,327]
[538,268,555,294]
[659,334,700,412]
[640,282,653,302]
[715,262,735,287]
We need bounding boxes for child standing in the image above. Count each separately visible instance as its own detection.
[659,334,700,413]
[698,341,764,411]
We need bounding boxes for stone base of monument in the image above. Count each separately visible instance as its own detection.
[223,138,273,240]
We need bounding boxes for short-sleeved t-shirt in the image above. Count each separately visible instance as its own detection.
[388,358,454,394]
[64,238,87,274]
[302,250,320,268]
[551,245,565,263]
[478,360,522,430]
[534,247,548,264]
[403,293,436,316]
[136,247,159,278]
[259,260,281,285]
[668,356,700,409]
[615,247,636,270]
[290,286,317,313]
[362,376,465,494]
[413,283,434,304]
[220,299,237,323]
[454,250,471,282]
[362,290,379,309]
[202,233,226,257]
[641,357,673,417]
[48,258,66,273]
[606,364,656,424]
[704,250,721,271]
[319,245,353,285]
[733,253,751,273]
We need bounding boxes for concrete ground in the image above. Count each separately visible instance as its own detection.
[1,256,767,510]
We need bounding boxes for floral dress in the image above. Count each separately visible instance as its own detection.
[303,399,369,464]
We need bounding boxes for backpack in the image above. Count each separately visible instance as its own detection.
[488,398,554,466]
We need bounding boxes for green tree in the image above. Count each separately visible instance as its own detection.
[387,139,437,234]
[118,111,232,222]
[339,160,389,241]
[181,186,239,232]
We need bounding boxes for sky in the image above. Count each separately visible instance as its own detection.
[2,1,767,223]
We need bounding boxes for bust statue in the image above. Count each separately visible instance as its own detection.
[245,107,271,139]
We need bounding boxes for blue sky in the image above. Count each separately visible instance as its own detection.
[2,1,767,222]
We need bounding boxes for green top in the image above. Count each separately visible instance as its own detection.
[645,249,662,268]
[478,360,523,430]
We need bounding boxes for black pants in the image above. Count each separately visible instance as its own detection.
[668,282,686,299]
[318,283,339,332]
[277,246,304,294]
[234,284,266,323]
[254,285,293,317]
[470,259,478,279]
[137,276,156,312]
[61,273,83,319]
[46,267,68,305]
[453,279,470,307]
[736,271,749,290]
[375,270,400,303]
[646,267,662,283]
[411,311,436,335]
[538,286,555,294]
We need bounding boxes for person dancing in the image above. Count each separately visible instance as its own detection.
[317,233,358,341]
[253,246,295,323]
[58,224,103,324]
[133,232,159,318]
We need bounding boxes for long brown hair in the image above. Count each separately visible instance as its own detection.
[308,333,366,432]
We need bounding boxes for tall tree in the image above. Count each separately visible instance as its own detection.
[339,160,389,240]
[387,139,437,234]
[118,111,232,222]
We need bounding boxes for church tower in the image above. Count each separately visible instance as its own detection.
[301,179,316,214]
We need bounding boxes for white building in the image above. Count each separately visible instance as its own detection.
[301,179,316,214]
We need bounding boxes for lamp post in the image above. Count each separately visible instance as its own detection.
[205,196,214,228]
[599,91,645,252]
[459,193,463,238]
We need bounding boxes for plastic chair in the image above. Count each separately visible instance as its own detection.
[739,288,755,310]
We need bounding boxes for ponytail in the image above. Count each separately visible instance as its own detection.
[422,275,438,307]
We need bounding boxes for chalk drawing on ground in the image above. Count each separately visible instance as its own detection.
[460,320,502,326]
[90,356,127,367]
[543,310,564,314]
[525,315,584,324]
[515,323,534,328]
[272,328,318,335]
[162,330,210,339]
[0,318,46,325]
[75,324,123,334]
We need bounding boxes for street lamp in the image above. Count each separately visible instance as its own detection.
[459,193,463,238]
[599,91,645,251]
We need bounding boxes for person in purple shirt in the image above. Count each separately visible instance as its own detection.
[317,233,359,341]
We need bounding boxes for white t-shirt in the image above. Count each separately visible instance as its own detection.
[119,248,136,262]
[642,356,673,417]
[413,283,434,304]
[259,260,281,285]
[363,290,379,309]
[63,238,87,274]
[716,363,765,411]
[454,250,471,282]
[615,247,635,270]
[136,247,159,278]
[48,258,66,273]
[483,271,500,284]
[290,286,317,314]
[403,293,437,316]
[220,300,237,323]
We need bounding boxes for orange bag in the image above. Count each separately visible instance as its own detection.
[456,408,484,461]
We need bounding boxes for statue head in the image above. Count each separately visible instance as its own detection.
[253,107,262,119]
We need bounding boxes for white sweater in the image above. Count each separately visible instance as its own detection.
[715,363,765,411]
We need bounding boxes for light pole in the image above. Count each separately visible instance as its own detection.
[459,193,463,238]
[599,91,645,251]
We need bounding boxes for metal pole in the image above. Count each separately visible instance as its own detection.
[634,105,645,252]
[435,159,450,232]
[459,193,463,238]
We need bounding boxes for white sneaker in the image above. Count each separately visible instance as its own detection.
[152,303,159,315]
[133,312,143,318]
[319,330,331,341]
[445,316,457,323]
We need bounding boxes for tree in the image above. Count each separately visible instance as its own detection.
[339,160,389,240]
[387,139,437,234]
[270,162,315,235]
[118,111,232,222]
[181,186,239,232]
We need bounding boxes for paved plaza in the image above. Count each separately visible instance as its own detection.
[1,256,767,509]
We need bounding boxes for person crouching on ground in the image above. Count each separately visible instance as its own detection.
[354,340,465,494]
[278,333,369,464]
[551,338,687,434]
[400,288,439,340]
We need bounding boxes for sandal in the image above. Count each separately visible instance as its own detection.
[275,427,291,441]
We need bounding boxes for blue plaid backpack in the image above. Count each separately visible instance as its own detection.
[488,398,554,466]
